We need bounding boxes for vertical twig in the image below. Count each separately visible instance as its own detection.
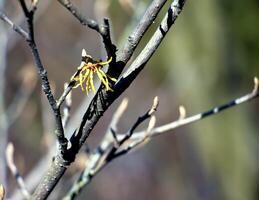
[16,0,68,152]
[6,143,31,199]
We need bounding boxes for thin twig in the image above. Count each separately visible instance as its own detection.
[105,96,159,162]
[113,0,168,78]
[64,97,158,199]
[57,0,116,61]
[115,0,187,91]
[6,143,31,200]
[128,77,259,140]
[0,12,29,40]
[65,76,259,199]
[57,0,100,31]
[63,98,129,200]
[15,0,68,153]
[1,3,69,198]
[112,115,156,159]
[117,96,158,146]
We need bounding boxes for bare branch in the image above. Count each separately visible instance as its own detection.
[1,3,69,198]
[130,77,259,140]
[65,76,259,199]
[13,0,68,153]
[57,0,116,60]
[115,0,187,91]
[64,97,158,199]
[6,143,31,200]
[108,0,168,79]
[25,1,186,198]
[51,4,187,198]
[113,115,156,158]
[0,12,29,40]
[57,0,100,31]
[100,18,117,61]
[116,0,168,65]
[118,96,159,146]
[69,0,185,152]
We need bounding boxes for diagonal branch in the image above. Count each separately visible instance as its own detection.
[64,76,259,200]
[129,77,259,140]
[64,97,158,200]
[108,0,168,78]
[115,0,187,92]
[32,1,187,199]
[57,0,100,31]
[57,0,116,61]
[0,12,29,40]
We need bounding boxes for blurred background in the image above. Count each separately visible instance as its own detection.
[1,0,259,199]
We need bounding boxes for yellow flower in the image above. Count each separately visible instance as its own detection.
[70,50,116,94]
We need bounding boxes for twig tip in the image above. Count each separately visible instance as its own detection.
[6,142,15,173]
[253,76,259,94]
[154,96,159,106]
[149,96,159,115]
[0,184,5,200]
[82,49,87,57]
[6,142,14,159]
[178,105,186,120]
[147,115,156,133]
[32,0,39,7]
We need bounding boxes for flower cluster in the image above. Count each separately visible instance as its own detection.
[70,50,116,94]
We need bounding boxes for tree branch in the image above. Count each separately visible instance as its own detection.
[13,1,186,199]
[57,0,116,62]
[0,12,29,40]
[127,77,259,141]
[64,97,158,200]
[15,0,68,153]
[57,0,100,31]
[0,0,68,157]
[108,0,168,78]
[115,0,187,92]
[64,77,259,199]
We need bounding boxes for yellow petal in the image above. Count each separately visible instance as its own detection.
[108,75,117,82]
[89,71,96,93]
[96,69,108,84]
[98,57,112,65]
